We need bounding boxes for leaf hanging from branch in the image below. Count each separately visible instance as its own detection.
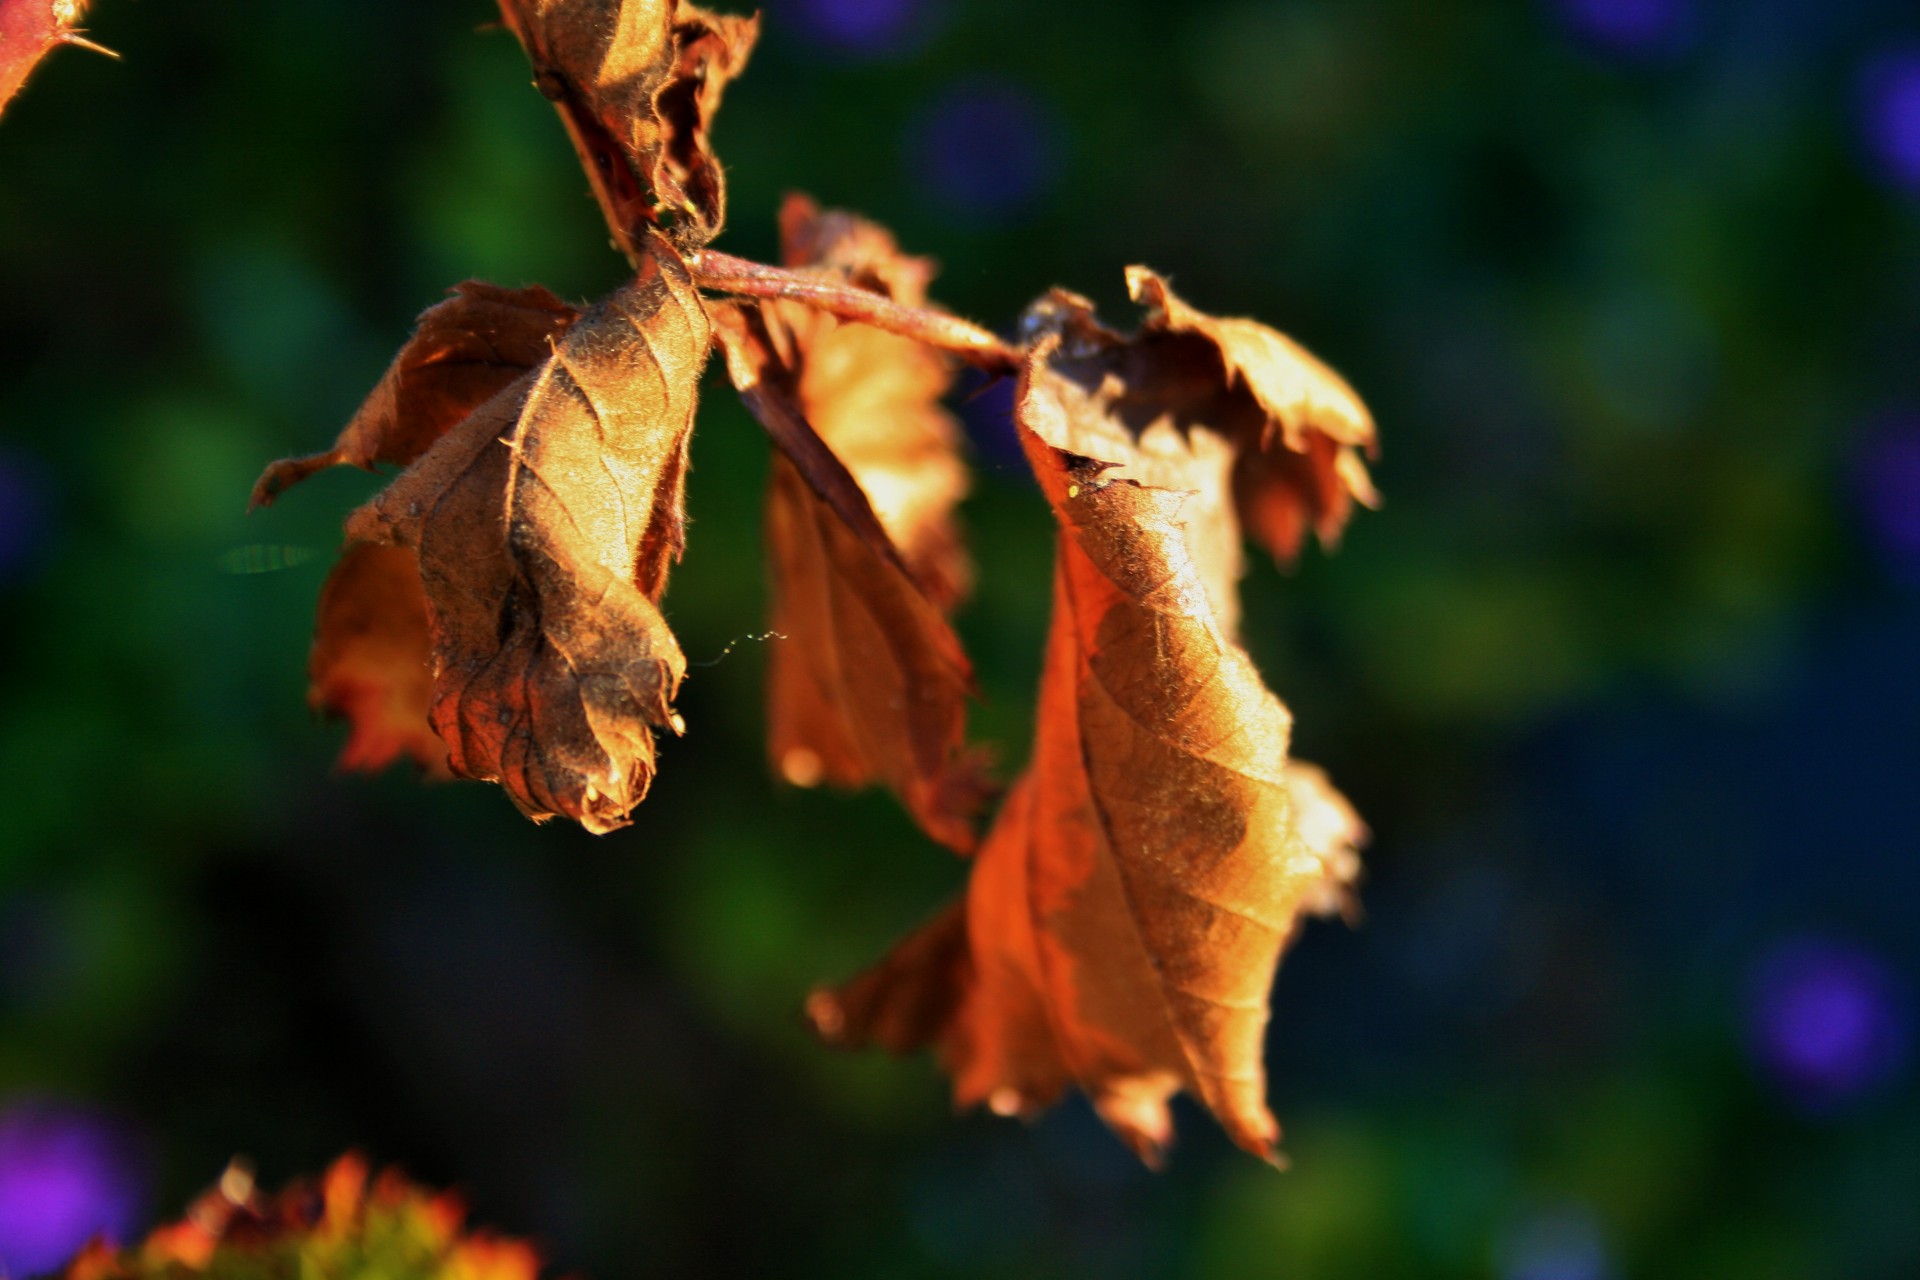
[496,0,758,255]
[1120,268,1378,566]
[810,281,1369,1164]
[253,281,580,784]
[711,221,984,850]
[251,282,579,509]
[347,230,710,833]
[306,542,449,778]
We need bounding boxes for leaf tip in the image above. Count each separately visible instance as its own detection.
[780,747,825,788]
[803,988,847,1043]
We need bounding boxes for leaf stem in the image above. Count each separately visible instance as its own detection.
[688,249,1021,374]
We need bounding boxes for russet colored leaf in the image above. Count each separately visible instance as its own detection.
[250,282,579,509]
[496,0,757,254]
[710,195,982,849]
[712,302,981,849]
[1121,267,1378,566]
[245,0,1380,1168]
[0,0,110,118]
[306,542,449,777]
[772,195,972,609]
[346,229,710,834]
[252,281,579,785]
[809,281,1369,1164]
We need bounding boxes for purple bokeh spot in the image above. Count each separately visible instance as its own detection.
[0,449,52,584]
[907,79,1059,224]
[1747,937,1911,1111]
[1859,48,1920,196]
[784,0,939,60]
[1555,0,1696,59]
[0,1100,145,1277]
[953,371,1024,475]
[1854,418,1920,584]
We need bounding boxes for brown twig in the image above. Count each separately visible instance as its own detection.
[687,249,1021,375]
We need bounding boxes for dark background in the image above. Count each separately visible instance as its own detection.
[2,0,1918,1276]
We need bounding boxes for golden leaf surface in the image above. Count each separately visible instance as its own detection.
[250,282,578,509]
[811,283,1371,1164]
[712,276,981,852]
[496,0,757,253]
[306,542,448,777]
[1122,267,1377,565]
[771,194,971,607]
[252,281,580,784]
[346,230,710,833]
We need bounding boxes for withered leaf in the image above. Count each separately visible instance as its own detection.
[346,229,709,833]
[811,287,1370,1163]
[0,0,109,118]
[251,281,579,508]
[772,194,972,608]
[1120,267,1378,566]
[253,281,578,786]
[712,284,981,853]
[307,542,448,778]
[497,0,757,254]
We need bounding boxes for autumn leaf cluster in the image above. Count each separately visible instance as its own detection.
[248,0,1380,1165]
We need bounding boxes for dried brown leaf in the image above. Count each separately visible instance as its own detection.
[251,282,578,508]
[497,0,757,254]
[306,542,449,778]
[0,0,111,119]
[1124,267,1378,565]
[253,282,579,788]
[712,297,981,852]
[770,194,971,606]
[346,231,709,833]
[811,288,1370,1163]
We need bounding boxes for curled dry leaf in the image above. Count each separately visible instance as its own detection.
[712,273,980,852]
[772,194,971,608]
[497,0,757,255]
[739,197,981,845]
[251,282,578,509]
[811,285,1369,1164]
[0,0,111,118]
[347,231,710,833]
[251,282,579,783]
[1121,267,1378,565]
[307,543,448,777]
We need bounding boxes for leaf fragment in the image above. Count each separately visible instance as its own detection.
[773,195,972,607]
[0,0,113,120]
[713,290,982,852]
[1123,267,1378,565]
[347,231,710,833]
[811,286,1371,1163]
[307,542,449,778]
[497,0,758,254]
[251,282,578,509]
[254,281,579,786]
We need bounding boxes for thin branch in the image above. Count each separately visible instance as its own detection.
[687,249,1021,375]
